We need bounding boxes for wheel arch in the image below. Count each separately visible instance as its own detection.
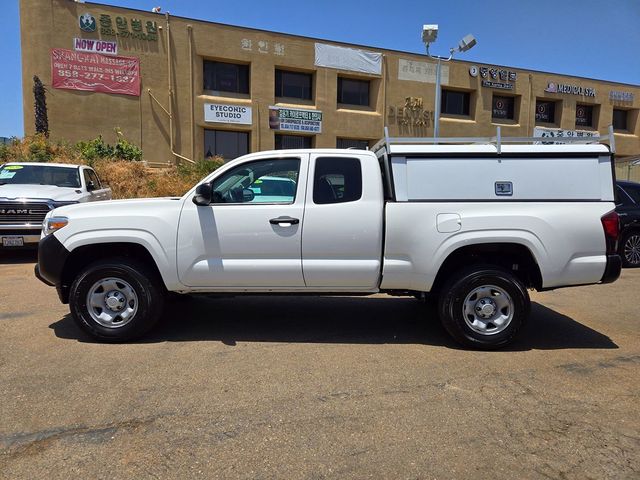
[431,242,543,293]
[59,242,168,304]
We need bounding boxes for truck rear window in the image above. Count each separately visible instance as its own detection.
[313,157,362,204]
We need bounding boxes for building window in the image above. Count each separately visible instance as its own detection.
[204,129,249,160]
[203,61,249,94]
[313,157,362,205]
[337,78,370,106]
[491,95,515,120]
[337,138,369,150]
[275,70,312,100]
[535,100,556,124]
[275,134,312,150]
[441,90,470,116]
[576,105,594,128]
[613,109,628,131]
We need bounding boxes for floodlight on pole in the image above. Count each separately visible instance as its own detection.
[422,24,439,45]
[421,26,477,139]
[458,34,477,53]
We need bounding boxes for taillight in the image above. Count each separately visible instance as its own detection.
[601,210,620,254]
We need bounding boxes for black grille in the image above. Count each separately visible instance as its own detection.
[0,202,52,224]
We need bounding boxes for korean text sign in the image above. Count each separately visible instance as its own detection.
[51,48,140,97]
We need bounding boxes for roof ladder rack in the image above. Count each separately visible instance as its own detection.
[373,125,616,155]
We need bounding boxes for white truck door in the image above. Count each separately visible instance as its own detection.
[177,155,308,288]
[302,154,384,289]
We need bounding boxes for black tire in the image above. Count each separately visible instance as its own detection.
[69,257,165,342]
[620,231,640,268]
[437,266,530,350]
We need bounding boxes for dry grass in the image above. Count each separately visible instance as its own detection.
[0,135,223,199]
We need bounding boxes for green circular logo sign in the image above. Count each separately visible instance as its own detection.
[79,13,96,32]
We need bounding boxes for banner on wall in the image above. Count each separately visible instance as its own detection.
[269,107,322,133]
[314,43,382,75]
[51,48,140,96]
[533,126,600,144]
[398,59,448,85]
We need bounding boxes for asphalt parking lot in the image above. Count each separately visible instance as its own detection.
[0,250,639,479]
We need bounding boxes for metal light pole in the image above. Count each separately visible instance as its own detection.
[422,26,477,138]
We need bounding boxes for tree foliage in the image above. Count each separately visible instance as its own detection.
[33,76,49,137]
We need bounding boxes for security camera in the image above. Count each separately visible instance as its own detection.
[458,34,477,52]
[422,24,439,44]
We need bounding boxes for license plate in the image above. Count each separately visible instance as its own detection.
[2,237,24,247]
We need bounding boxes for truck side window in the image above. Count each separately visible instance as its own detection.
[211,158,300,204]
[88,170,101,189]
[313,157,362,205]
[82,170,93,188]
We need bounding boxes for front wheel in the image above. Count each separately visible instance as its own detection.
[620,231,640,268]
[438,267,530,350]
[69,258,165,342]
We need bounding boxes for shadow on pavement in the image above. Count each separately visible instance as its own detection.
[0,249,38,264]
[49,296,618,351]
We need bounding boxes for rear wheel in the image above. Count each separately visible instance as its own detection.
[620,231,640,268]
[69,258,164,342]
[438,266,530,349]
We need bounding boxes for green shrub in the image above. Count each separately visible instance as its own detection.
[76,129,142,162]
[76,135,113,162]
[0,142,11,162]
[27,134,55,162]
[177,157,225,184]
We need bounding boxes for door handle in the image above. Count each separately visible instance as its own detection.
[269,216,299,226]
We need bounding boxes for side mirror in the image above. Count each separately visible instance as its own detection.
[86,181,96,192]
[193,183,213,206]
[242,188,255,202]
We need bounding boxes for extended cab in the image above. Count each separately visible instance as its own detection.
[35,136,621,349]
[0,162,111,247]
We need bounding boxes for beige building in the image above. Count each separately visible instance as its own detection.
[20,0,640,171]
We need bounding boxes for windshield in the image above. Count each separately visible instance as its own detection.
[0,165,81,188]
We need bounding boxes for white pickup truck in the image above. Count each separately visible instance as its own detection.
[0,162,111,247]
[35,135,621,349]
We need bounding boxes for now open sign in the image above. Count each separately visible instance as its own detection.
[73,38,118,56]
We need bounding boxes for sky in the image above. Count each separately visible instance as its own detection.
[2,0,639,138]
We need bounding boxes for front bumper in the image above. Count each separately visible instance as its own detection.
[36,233,70,287]
[0,225,42,246]
[601,254,622,284]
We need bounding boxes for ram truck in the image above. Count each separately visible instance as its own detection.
[35,138,621,349]
[0,162,111,247]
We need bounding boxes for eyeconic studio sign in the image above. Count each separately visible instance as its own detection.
[204,104,252,125]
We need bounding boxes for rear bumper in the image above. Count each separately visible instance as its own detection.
[601,254,622,284]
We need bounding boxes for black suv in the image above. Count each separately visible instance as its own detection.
[616,180,640,267]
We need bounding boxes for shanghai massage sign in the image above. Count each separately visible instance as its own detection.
[51,48,140,97]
